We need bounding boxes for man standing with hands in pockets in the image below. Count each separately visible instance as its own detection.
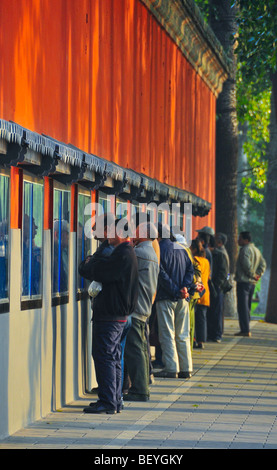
[235,231,266,337]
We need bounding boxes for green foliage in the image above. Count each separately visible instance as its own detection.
[195,0,275,202]
[237,78,271,202]
[194,0,210,22]
[238,190,265,250]
[235,0,277,93]
[235,0,276,202]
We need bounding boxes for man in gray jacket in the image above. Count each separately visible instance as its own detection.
[124,222,159,402]
[235,231,266,337]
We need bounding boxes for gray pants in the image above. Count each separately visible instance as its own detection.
[156,299,193,373]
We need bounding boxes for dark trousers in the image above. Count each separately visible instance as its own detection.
[120,316,132,389]
[195,304,208,343]
[125,317,150,398]
[237,282,255,334]
[92,320,125,410]
[207,285,224,341]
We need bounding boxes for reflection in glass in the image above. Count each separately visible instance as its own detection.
[98,193,115,216]
[53,189,70,294]
[77,194,91,290]
[0,175,9,300]
[158,211,164,223]
[22,182,43,298]
[116,200,128,219]
[98,195,108,215]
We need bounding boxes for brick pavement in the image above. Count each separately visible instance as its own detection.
[1,318,277,450]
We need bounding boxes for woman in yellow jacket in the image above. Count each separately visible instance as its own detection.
[190,239,211,349]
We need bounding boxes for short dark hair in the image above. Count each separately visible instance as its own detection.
[240,231,251,242]
[190,239,206,257]
[197,232,210,244]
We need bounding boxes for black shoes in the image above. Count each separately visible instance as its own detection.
[153,370,178,378]
[83,402,116,414]
[83,399,125,414]
[123,393,149,402]
[153,370,192,379]
[234,331,252,337]
[178,371,192,379]
[194,342,205,349]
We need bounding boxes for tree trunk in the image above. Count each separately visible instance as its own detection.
[209,0,239,275]
[265,72,277,323]
[255,87,277,315]
[266,199,277,323]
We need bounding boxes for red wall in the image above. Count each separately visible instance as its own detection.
[0,0,216,230]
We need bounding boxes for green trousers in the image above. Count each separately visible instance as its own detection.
[125,317,150,398]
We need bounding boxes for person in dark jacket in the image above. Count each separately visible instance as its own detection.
[154,224,194,379]
[79,218,138,414]
[207,232,230,343]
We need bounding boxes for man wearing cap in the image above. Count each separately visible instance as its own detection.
[79,218,139,414]
[207,232,230,343]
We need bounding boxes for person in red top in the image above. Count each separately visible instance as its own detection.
[190,239,211,349]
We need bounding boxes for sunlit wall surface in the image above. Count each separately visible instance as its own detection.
[0,0,216,228]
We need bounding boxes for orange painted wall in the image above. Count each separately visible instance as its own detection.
[0,0,216,231]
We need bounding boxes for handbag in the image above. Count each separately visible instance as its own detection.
[221,278,233,294]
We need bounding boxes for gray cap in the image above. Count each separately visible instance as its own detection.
[196,226,215,236]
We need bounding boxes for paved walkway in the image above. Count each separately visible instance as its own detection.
[1,318,277,450]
